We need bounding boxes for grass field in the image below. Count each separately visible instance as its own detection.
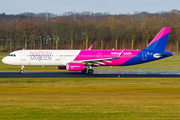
[0,53,8,58]
[1,53,180,119]
[0,78,180,119]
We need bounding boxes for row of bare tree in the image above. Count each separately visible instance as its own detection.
[0,10,180,52]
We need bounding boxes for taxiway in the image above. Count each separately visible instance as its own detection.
[1,71,180,78]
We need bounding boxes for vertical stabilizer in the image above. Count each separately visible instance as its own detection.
[144,27,170,52]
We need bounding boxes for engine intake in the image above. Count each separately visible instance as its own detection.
[66,63,84,71]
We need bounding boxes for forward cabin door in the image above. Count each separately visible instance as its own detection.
[55,52,60,63]
[21,51,26,65]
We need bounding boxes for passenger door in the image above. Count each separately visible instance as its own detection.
[55,52,60,62]
[97,53,102,59]
[21,51,26,65]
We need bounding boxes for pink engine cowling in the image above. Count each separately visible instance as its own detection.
[66,63,85,71]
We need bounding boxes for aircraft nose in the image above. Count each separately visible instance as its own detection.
[2,57,8,64]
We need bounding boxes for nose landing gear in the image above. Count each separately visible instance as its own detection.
[20,65,24,74]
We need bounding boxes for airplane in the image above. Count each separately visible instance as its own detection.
[2,27,172,74]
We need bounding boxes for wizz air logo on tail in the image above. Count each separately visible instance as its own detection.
[30,51,52,61]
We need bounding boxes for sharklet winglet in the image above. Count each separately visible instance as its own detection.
[117,48,126,58]
[88,45,93,50]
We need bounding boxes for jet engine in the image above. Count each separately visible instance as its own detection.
[66,63,85,71]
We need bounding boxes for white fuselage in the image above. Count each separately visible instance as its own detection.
[2,50,81,66]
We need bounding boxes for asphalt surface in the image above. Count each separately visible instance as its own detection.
[1,71,180,78]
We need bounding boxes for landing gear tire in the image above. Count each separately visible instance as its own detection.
[88,69,94,74]
[81,68,87,74]
[20,65,24,74]
[20,70,24,74]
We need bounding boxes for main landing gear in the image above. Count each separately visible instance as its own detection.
[88,69,94,74]
[81,66,94,74]
[20,65,24,74]
[81,68,87,74]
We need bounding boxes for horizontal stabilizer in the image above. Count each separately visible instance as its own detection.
[153,52,172,58]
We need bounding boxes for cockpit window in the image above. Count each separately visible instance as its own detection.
[8,54,16,57]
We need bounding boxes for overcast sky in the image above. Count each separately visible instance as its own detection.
[1,0,180,15]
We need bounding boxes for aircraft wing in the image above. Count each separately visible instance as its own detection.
[72,48,126,65]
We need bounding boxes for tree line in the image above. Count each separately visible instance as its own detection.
[0,10,180,52]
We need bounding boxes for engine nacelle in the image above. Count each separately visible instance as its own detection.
[57,66,66,70]
[66,63,85,71]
